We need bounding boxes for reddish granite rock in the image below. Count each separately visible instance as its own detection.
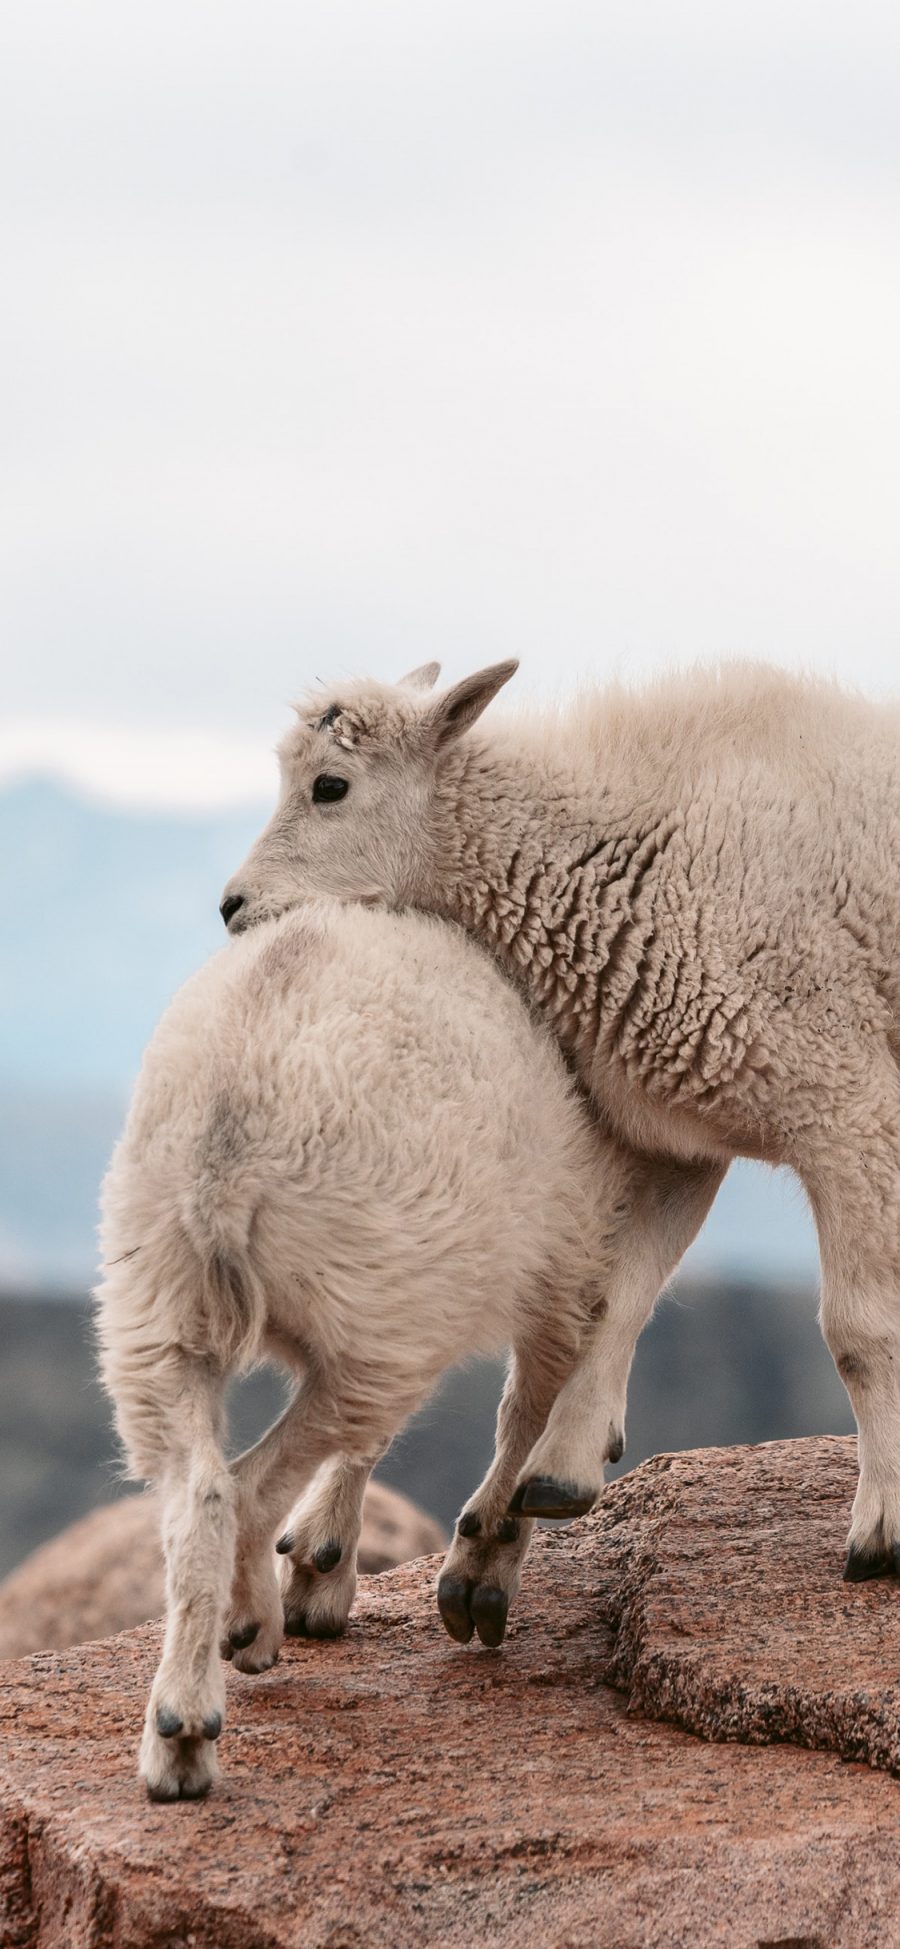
[0,1483,447,1660]
[2,1437,900,1948]
[592,1435,900,1772]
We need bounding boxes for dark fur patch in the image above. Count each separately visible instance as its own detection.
[258,930,307,983]
[203,1091,245,1168]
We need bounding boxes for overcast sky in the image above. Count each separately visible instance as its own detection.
[3,0,899,807]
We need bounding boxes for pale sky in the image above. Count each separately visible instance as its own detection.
[2,0,899,808]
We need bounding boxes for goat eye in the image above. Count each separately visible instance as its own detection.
[312,774,350,804]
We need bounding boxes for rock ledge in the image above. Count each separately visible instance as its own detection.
[594,1435,900,1773]
[3,1437,900,1949]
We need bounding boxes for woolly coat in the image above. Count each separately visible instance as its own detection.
[97,897,621,1480]
[230,663,900,1188]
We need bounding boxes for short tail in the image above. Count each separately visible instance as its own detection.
[180,1180,268,1371]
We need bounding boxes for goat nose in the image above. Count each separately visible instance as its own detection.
[220,892,245,929]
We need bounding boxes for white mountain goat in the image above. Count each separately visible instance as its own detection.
[222,659,900,1583]
[98,896,674,1800]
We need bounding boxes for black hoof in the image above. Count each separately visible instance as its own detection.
[496,1516,520,1544]
[202,1711,223,1741]
[155,1706,184,1739]
[513,1476,597,1520]
[843,1541,895,1582]
[607,1429,625,1465]
[471,1585,508,1649]
[284,1613,343,1640]
[457,1509,481,1538]
[147,1777,211,1803]
[437,1573,475,1644]
[314,1540,343,1573]
[275,1532,294,1555]
[229,1622,259,1650]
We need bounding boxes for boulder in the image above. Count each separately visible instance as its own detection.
[0,1482,446,1659]
[3,1437,900,1948]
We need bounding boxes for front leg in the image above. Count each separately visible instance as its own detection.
[437,1338,573,1649]
[803,1100,900,1582]
[512,1158,725,1516]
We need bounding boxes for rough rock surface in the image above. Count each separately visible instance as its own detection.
[594,1435,900,1773]
[0,1484,447,1659]
[3,1437,900,1949]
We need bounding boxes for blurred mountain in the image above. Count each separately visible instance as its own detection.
[0,777,268,1283]
[0,1088,124,1285]
[0,776,821,1289]
[0,776,268,1091]
[0,1280,854,1578]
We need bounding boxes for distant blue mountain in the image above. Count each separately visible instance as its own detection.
[0,777,268,1092]
[0,778,270,1283]
[0,777,820,1289]
[0,1085,125,1286]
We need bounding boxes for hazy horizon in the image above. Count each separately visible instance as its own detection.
[3,647,899,813]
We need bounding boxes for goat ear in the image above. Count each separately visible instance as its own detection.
[399,661,441,692]
[422,660,519,750]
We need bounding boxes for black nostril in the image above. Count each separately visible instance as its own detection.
[220,893,245,928]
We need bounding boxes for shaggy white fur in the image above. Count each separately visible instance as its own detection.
[224,658,900,1584]
[98,897,692,1800]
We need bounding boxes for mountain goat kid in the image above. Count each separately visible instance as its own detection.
[222,659,900,1584]
[97,897,642,1802]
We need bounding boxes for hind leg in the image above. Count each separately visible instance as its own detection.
[223,1377,348,1671]
[512,1159,725,1517]
[276,1454,376,1640]
[224,1373,409,1667]
[137,1354,233,1801]
[803,1076,900,1579]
